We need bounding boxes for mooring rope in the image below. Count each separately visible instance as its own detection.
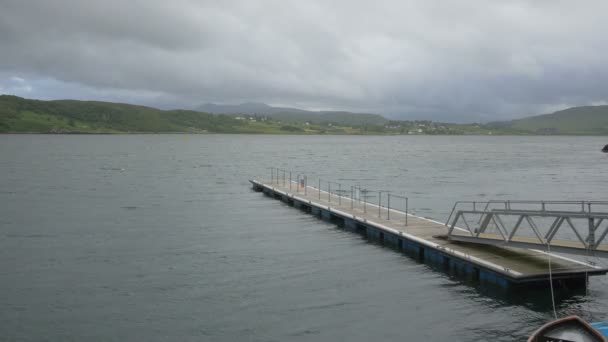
[585,245,594,322]
[547,243,558,320]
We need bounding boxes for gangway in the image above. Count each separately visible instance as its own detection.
[446,200,608,257]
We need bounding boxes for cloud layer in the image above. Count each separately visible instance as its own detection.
[1,0,608,121]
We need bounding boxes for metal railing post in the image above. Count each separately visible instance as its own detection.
[589,217,595,248]
[304,176,307,195]
[378,191,382,218]
[338,183,341,205]
[351,186,354,209]
[289,172,292,190]
[405,197,408,226]
[388,194,391,220]
[296,174,299,193]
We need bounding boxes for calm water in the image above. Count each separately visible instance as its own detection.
[1,134,607,341]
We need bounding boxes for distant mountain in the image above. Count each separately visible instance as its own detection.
[489,105,608,135]
[196,102,388,126]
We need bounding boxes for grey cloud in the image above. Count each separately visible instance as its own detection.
[1,0,608,121]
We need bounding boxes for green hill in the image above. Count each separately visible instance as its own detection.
[0,95,280,133]
[5,94,606,135]
[493,105,608,135]
[0,95,389,134]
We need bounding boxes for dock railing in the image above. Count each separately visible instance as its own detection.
[388,193,409,226]
[263,167,409,225]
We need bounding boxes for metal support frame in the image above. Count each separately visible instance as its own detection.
[447,207,608,257]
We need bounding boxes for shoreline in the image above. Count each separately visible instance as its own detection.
[1,132,606,137]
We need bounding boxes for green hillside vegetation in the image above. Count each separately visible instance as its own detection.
[0,95,493,134]
[0,95,275,133]
[2,94,606,135]
[0,95,390,134]
[490,106,608,135]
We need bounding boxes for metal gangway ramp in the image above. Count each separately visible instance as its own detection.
[447,200,608,258]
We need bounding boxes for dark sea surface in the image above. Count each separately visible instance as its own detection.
[1,134,607,341]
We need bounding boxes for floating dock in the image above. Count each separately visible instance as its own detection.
[251,178,608,289]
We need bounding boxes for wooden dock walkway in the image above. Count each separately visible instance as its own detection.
[251,178,608,288]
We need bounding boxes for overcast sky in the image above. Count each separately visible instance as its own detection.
[1,0,608,121]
